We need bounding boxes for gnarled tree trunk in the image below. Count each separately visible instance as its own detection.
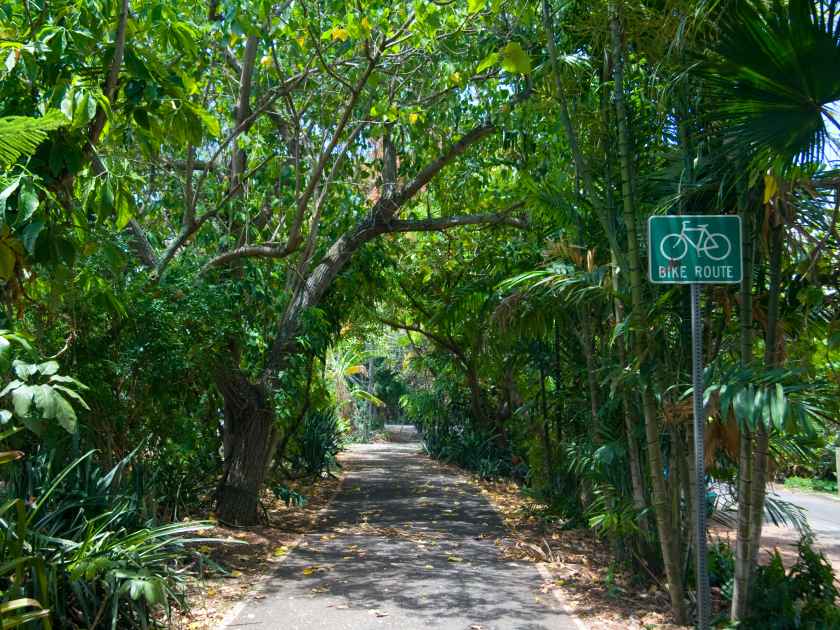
[215,366,277,525]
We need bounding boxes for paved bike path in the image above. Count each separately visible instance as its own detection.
[223,443,581,630]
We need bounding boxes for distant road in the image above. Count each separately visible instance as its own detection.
[764,485,840,569]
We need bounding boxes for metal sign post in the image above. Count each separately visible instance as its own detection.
[690,283,711,630]
[648,215,742,630]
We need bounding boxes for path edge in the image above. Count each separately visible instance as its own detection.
[535,562,589,630]
[216,472,348,629]
[436,452,589,630]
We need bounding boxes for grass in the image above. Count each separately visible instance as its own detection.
[783,476,838,495]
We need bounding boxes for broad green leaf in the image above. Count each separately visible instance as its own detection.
[32,384,58,419]
[770,383,787,429]
[468,0,486,13]
[187,104,221,138]
[0,176,20,219]
[12,359,38,379]
[37,360,59,376]
[115,193,132,230]
[11,384,34,417]
[16,183,38,223]
[53,392,77,433]
[49,374,89,390]
[0,379,22,397]
[732,387,753,428]
[476,52,499,73]
[500,42,531,74]
[52,384,90,410]
[21,220,44,254]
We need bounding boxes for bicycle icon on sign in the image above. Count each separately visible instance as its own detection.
[660,221,732,262]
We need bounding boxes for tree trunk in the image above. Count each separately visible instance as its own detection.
[211,120,504,523]
[539,365,555,492]
[609,4,686,622]
[578,312,601,436]
[731,199,755,620]
[215,367,277,525]
[747,212,784,578]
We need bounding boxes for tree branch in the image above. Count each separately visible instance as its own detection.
[230,34,260,194]
[127,219,158,269]
[379,123,496,219]
[89,0,129,146]
[377,318,469,368]
[383,206,527,234]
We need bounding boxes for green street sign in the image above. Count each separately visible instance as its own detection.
[648,215,742,284]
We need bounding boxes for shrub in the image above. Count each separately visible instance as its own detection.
[290,409,344,477]
[708,540,735,589]
[739,536,840,629]
[1,449,216,629]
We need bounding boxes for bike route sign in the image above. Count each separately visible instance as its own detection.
[648,215,742,284]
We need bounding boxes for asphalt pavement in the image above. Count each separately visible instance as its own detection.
[766,485,840,564]
[222,442,580,630]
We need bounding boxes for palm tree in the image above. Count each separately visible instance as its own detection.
[696,0,840,619]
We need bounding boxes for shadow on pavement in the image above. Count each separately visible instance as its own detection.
[227,443,579,630]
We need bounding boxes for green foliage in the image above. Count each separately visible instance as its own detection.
[707,541,735,590]
[1,446,219,629]
[783,476,838,495]
[736,536,840,629]
[705,364,833,437]
[289,409,345,477]
[0,334,224,629]
[405,392,515,480]
[0,430,52,630]
[0,111,69,167]
[271,484,308,508]
[700,0,840,170]
[0,0,838,624]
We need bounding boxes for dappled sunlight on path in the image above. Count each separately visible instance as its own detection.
[223,443,580,629]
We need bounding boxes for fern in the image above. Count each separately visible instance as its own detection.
[0,111,69,167]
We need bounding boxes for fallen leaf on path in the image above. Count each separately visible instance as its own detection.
[302,566,319,575]
[447,555,464,563]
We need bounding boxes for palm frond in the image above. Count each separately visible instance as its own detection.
[0,111,69,167]
[699,0,840,170]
